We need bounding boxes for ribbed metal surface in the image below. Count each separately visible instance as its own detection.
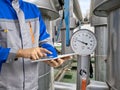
[23,0,59,20]
[93,0,120,17]
[38,16,55,90]
[38,14,54,90]
[38,62,51,90]
[93,0,120,89]
[93,0,109,17]
[107,8,120,90]
[90,15,107,26]
[90,0,108,82]
[90,0,107,26]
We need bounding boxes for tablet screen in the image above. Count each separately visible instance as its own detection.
[32,53,77,62]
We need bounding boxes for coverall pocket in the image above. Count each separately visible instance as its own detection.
[0,29,19,48]
[0,29,7,47]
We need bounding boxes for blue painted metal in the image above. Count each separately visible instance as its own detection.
[64,0,70,46]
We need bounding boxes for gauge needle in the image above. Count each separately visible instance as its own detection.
[77,40,88,45]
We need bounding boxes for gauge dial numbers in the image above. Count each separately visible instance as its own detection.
[71,29,97,56]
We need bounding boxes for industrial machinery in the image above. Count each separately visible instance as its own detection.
[22,0,120,90]
[90,0,108,82]
[23,0,83,90]
[91,0,120,90]
[71,29,97,90]
[23,0,61,90]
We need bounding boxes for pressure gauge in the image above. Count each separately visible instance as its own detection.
[71,29,97,56]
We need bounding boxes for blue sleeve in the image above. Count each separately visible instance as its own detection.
[0,47,10,70]
[39,12,50,41]
[38,12,58,58]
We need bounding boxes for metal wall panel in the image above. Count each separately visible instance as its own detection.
[107,8,120,89]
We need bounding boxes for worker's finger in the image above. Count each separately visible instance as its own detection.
[35,54,40,60]
[49,60,59,67]
[34,49,40,59]
[30,54,37,60]
[35,48,47,58]
[43,61,54,67]
[42,53,47,57]
[40,48,52,54]
[60,56,72,60]
[55,58,64,65]
[37,52,44,58]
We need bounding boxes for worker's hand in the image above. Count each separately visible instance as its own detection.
[16,47,52,60]
[44,56,71,67]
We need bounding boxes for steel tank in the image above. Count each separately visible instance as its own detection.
[107,9,120,90]
[94,0,120,89]
[37,1,60,89]
[23,0,60,20]
[23,0,60,90]
[90,0,108,82]
[38,16,54,90]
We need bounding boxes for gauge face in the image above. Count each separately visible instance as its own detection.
[71,29,97,56]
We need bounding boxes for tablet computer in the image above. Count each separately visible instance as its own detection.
[32,53,77,62]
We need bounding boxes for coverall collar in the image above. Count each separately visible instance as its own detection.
[4,0,22,5]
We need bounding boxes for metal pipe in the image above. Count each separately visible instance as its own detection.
[95,26,108,81]
[73,0,83,21]
[77,55,90,90]
[55,61,72,81]
[50,67,55,90]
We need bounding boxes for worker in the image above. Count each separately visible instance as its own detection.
[0,0,70,90]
